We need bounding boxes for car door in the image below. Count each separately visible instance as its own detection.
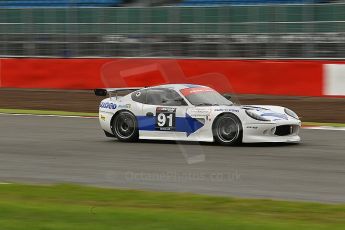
[138,88,189,140]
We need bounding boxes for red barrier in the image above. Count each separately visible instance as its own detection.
[0,58,340,96]
[0,58,107,89]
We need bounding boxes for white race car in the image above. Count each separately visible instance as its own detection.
[95,84,301,145]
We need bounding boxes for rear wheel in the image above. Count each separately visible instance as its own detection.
[213,114,242,146]
[112,111,139,142]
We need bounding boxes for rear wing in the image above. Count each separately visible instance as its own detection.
[94,88,143,98]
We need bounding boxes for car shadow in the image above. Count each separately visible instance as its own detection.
[239,142,300,147]
[107,138,300,148]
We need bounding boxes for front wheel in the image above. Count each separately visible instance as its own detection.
[213,114,242,146]
[112,111,139,142]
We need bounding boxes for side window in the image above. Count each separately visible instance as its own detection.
[146,88,187,106]
[131,89,147,104]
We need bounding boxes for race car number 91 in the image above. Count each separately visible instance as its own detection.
[156,107,176,131]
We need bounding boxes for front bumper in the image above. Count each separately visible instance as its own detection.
[242,120,301,143]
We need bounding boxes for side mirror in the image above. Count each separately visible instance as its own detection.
[223,94,232,100]
[94,89,107,96]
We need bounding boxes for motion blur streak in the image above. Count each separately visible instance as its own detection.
[0,114,344,203]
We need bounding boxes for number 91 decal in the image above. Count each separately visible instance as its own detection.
[155,107,176,131]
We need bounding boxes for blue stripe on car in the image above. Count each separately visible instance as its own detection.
[137,114,204,136]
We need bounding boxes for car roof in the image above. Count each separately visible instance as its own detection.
[147,84,209,91]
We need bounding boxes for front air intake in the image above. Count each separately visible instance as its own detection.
[274,125,293,136]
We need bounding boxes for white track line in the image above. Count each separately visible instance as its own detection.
[0,182,12,185]
[303,126,345,131]
[0,113,97,119]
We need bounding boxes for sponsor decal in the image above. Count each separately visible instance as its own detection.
[156,107,176,113]
[100,114,106,121]
[246,126,258,129]
[180,87,215,96]
[214,108,239,113]
[188,108,211,117]
[99,102,117,110]
[118,104,131,109]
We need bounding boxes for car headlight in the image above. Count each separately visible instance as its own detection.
[284,108,299,120]
[245,110,270,121]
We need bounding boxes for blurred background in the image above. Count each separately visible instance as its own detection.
[0,0,344,59]
[0,0,344,123]
[0,3,345,225]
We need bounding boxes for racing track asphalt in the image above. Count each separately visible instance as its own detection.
[0,114,344,203]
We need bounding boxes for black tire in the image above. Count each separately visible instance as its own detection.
[213,113,242,146]
[112,111,139,142]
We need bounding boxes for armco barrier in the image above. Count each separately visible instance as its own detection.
[0,58,344,97]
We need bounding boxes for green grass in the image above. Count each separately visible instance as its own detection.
[303,122,345,127]
[0,184,344,230]
[0,108,97,117]
[1,108,345,127]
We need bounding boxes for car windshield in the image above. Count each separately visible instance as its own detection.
[180,87,233,106]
